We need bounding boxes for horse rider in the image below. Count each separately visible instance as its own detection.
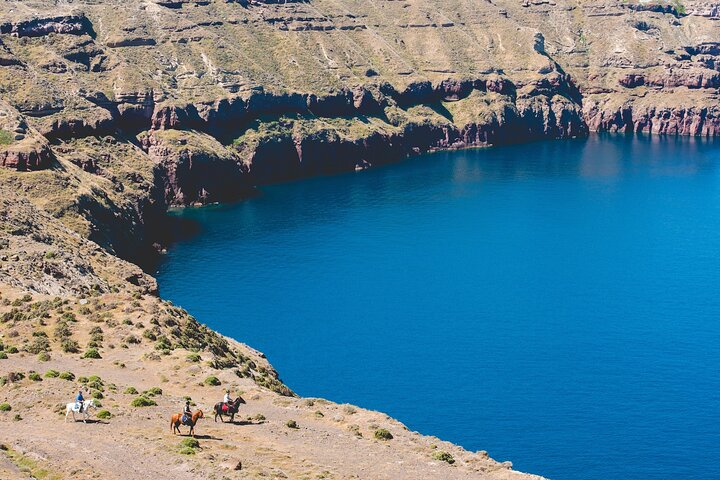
[75,390,85,413]
[223,390,232,408]
[182,399,192,424]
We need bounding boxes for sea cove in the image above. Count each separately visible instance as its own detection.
[157,135,720,480]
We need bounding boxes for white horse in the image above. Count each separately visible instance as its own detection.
[65,399,96,423]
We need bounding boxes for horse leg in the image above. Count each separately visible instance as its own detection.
[65,408,70,422]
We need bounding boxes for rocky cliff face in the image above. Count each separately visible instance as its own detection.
[0,0,717,276]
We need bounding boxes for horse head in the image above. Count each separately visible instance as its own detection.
[194,409,204,421]
[234,396,245,408]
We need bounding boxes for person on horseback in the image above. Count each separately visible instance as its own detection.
[223,390,232,412]
[75,390,84,413]
[181,400,192,424]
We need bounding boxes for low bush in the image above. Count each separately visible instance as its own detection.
[96,410,112,419]
[204,376,221,386]
[285,420,299,429]
[130,396,157,407]
[44,369,60,378]
[82,348,101,359]
[61,339,80,353]
[143,387,163,397]
[28,372,42,382]
[186,353,201,363]
[37,352,51,362]
[374,428,393,440]
[432,451,455,464]
[124,386,138,395]
[180,438,200,449]
[0,403,11,412]
[58,371,75,381]
[26,337,50,354]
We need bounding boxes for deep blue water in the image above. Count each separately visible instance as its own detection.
[156,134,720,480]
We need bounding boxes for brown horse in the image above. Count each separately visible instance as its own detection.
[171,410,204,437]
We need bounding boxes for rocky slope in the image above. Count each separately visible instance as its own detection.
[0,1,718,477]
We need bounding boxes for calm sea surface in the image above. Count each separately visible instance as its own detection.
[156,134,720,480]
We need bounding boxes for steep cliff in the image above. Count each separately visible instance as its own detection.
[0,1,717,477]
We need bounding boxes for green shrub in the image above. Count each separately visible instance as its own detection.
[130,396,157,407]
[78,376,89,384]
[28,372,42,382]
[180,438,200,449]
[155,336,172,350]
[6,346,18,354]
[58,371,75,381]
[143,387,162,397]
[37,352,51,362]
[285,419,299,429]
[13,414,22,421]
[26,337,50,354]
[0,352,7,360]
[204,376,221,386]
[91,391,103,399]
[96,410,112,419]
[82,348,101,359]
[177,447,195,455]
[374,428,393,440]
[44,369,60,378]
[0,403,11,412]
[61,339,80,353]
[432,451,455,464]
[124,386,138,395]
[186,353,201,363]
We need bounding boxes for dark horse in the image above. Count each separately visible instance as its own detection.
[213,396,245,423]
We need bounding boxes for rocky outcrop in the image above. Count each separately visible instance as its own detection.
[141,130,252,205]
[584,96,720,136]
[0,140,55,170]
[0,14,93,38]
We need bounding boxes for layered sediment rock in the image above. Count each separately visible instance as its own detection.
[0,0,718,275]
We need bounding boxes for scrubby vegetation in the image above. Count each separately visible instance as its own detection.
[374,428,393,440]
[0,129,13,145]
[432,451,455,464]
[130,396,157,407]
[82,348,102,359]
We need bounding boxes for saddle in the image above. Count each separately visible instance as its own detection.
[222,403,229,413]
[181,413,192,425]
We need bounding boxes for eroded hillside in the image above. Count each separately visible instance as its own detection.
[0,1,718,478]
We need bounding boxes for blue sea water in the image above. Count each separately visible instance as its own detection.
[156,134,720,480]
